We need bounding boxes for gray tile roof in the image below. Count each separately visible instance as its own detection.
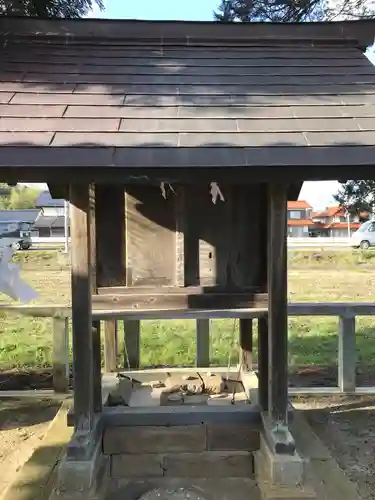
[1,19,375,169]
[0,209,39,223]
[33,214,65,228]
[36,190,64,208]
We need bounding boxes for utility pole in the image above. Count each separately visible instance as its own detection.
[64,199,69,253]
[346,210,351,242]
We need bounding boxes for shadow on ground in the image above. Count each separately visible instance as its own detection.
[0,398,59,430]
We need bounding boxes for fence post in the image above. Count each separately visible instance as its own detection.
[338,315,356,393]
[104,319,118,373]
[52,316,70,393]
[124,320,140,369]
[196,319,210,367]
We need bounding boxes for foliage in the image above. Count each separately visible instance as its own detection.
[0,0,103,18]
[0,183,41,209]
[214,0,375,23]
[335,180,375,215]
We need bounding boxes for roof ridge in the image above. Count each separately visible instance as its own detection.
[1,18,374,50]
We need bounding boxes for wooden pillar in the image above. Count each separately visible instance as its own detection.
[70,183,94,432]
[196,319,210,367]
[257,316,268,410]
[124,319,140,369]
[52,316,69,393]
[104,318,118,372]
[267,183,288,426]
[96,184,125,371]
[90,184,102,413]
[338,315,356,393]
[239,318,253,372]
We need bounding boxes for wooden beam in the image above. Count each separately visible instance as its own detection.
[92,292,268,311]
[267,183,288,426]
[69,183,94,432]
[97,285,261,295]
[239,318,253,372]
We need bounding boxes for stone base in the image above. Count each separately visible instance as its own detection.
[254,434,316,500]
[50,434,109,500]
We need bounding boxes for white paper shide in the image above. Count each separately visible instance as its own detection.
[0,246,38,303]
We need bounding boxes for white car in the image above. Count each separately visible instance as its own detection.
[350,220,375,249]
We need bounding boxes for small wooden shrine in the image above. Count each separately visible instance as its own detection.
[1,16,375,500]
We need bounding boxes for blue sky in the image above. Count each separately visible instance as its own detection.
[89,0,219,20]
[38,1,363,208]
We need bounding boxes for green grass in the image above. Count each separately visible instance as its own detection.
[0,249,375,371]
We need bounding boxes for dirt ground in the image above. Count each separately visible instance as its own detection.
[293,395,375,500]
[0,398,59,500]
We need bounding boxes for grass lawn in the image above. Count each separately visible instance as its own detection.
[0,250,375,371]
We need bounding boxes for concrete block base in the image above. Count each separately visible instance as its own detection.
[255,434,316,500]
[50,433,109,500]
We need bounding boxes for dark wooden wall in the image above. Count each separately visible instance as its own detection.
[95,183,267,290]
[126,185,177,286]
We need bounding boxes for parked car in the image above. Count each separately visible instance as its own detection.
[0,223,32,250]
[350,220,375,249]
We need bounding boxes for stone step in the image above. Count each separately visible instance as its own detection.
[103,423,260,455]
[111,451,255,479]
[106,477,260,500]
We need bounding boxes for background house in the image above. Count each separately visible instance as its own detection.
[311,206,368,237]
[32,191,68,237]
[287,201,313,237]
[0,209,39,236]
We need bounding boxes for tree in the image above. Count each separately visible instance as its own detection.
[214,1,375,215]
[0,184,40,210]
[0,0,103,18]
[335,181,375,216]
[214,0,375,23]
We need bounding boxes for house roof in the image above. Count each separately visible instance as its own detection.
[33,214,65,228]
[0,209,39,224]
[288,201,312,210]
[0,19,375,181]
[287,219,314,227]
[326,222,361,229]
[36,190,64,208]
[312,205,343,218]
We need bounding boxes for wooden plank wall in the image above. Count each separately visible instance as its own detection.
[181,184,264,288]
[95,183,266,290]
[126,185,177,286]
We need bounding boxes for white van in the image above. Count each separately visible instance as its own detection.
[350,220,375,249]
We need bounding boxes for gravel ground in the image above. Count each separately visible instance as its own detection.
[293,395,375,500]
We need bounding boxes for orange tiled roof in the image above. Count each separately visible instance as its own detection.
[312,205,343,218]
[325,222,361,229]
[287,200,312,210]
[287,219,314,227]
